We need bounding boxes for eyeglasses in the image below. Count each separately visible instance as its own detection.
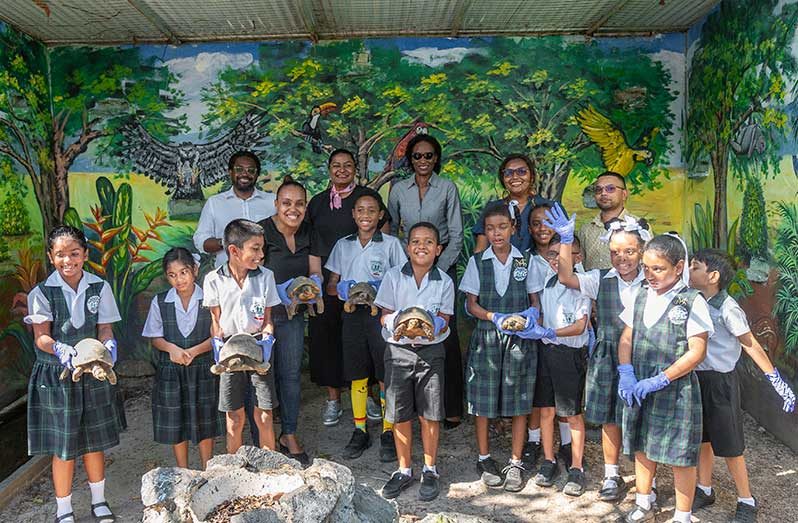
[411,152,435,161]
[233,166,258,175]
[502,167,529,179]
[593,184,624,195]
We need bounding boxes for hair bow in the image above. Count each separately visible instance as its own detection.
[599,216,653,243]
[664,232,690,287]
[192,253,202,267]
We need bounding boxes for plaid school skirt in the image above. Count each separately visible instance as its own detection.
[584,339,623,426]
[152,354,224,445]
[28,361,123,461]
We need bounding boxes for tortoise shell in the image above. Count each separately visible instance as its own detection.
[72,338,113,367]
[344,282,378,315]
[393,306,436,341]
[216,333,263,363]
[286,276,322,302]
[500,314,528,331]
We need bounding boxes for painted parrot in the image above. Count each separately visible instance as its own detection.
[382,121,429,174]
[576,105,659,176]
[299,102,337,153]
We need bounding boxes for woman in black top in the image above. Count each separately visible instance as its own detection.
[259,179,321,465]
[305,148,388,426]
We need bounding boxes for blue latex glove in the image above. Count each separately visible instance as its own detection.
[336,280,356,301]
[542,203,576,244]
[766,369,796,413]
[431,315,447,337]
[367,280,382,292]
[276,278,294,307]
[633,372,671,405]
[587,326,596,358]
[53,340,77,370]
[518,306,540,325]
[514,323,555,341]
[211,337,225,364]
[491,312,518,332]
[617,364,638,407]
[257,334,275,363]
[309,274,323,301]
[103,338,118,364]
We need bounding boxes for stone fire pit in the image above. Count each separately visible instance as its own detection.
[141,446,398,522]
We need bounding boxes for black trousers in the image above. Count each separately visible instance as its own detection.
[308,294,344,388]
[443,265,464,418]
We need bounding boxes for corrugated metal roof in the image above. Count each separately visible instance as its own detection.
[0,0,719,45]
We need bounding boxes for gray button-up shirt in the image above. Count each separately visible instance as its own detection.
[388,173,463,273]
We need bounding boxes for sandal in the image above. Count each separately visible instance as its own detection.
[91,501,116,523]
[54,513,74,523]
[278,434,310,467]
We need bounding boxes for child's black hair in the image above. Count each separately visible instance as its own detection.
[408,221,440,244]
[328,148,356,168]
[693,248,736,290]
[549,233,582,249]
[482,201,514,227]
[47,225,88,251]
[276,176,307,199]
[605,217,651,248]
[644,234,686,266]
[228,150,261,174]
[530,201,553,215]
[405,134,442,174]
[224,219,264,250]
[162,247,197,273]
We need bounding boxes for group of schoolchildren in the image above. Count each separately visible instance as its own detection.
[25,170,796,523]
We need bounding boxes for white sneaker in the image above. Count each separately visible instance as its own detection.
[322,399,342,426]
[367,396,382,421]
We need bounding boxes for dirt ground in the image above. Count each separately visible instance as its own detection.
[2,374,797,523]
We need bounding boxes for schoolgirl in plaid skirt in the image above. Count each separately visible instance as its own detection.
[25,226,123,523]
[616,234,714,523]
[141,247,224,470]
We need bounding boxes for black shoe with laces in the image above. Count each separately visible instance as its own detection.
[418,470,441,501]
[618,505,655,522]
[342,428,371,459]
[691,486,716,511]
[477,457,504,487]
[521,441,540,471]
[381,470,414,499]
[598,475,627,502]
[557,443,572,469]
[502,462,526,492]
[731,499,757,523]
[563,467,586,497]
[534,459,559,487]
[379,430,397,462]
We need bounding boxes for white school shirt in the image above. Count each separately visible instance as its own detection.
[540,275,591,348]
[575,268,646,309]
[193,188,276,268]
[459,246,543,297]
[25,271,121,328]
[202,264,281,337]
[620,281,714,338]
[325,231,407,282]
[141,284,204,339]
[375,263,455,316]
[697,293,751,373]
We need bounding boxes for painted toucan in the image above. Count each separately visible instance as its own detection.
[300,102,337,153]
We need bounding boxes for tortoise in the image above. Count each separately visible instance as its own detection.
[393,307,438,341]
[500,314,528,332]
[343,282,378,316]
[210,333,271,375]
[60,338,117,385]
[286,276,324,320]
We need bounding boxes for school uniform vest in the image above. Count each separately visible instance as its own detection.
[155,292,212,364]
[37,281,103,364]
[475,250,532,330]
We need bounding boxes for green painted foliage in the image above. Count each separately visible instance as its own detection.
[739,176,768,260]
[0,190,30,235]
[774,202,798,355]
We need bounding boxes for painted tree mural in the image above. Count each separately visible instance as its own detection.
[687,0,798,249]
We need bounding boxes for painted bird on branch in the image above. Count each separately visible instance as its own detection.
[576,105,659,176]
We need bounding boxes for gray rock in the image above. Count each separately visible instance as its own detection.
[420,514,493,523]
[350,483,399,523]
[140,467,197,507]
[206,453,247,470]
[746,257,770,283]
[236,445,302,471]
[230,508,283,522]
[115,359,155,377]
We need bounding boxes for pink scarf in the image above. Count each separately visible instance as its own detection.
[330,182,355,210]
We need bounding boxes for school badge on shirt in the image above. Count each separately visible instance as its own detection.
[250,298,265,322]
[512,257,528,282]
[668,296,689,325]
[86,295,101,314]
[369,259,384,279]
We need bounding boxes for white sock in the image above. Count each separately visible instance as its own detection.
[422,464,438,475]
[398,467,412,476]
[528,428,541,443]
[56,495,73,518]
[604,463,619,478]
[697,483,712,496]
[672,509,691,523]
[558,422,572,445]
[88,479,111,517]
[635,492,651,511]
[738,496,756,507]
[478,454,490,461]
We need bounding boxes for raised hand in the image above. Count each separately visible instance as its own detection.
[336,280,357,301]
[766,369,796,413]
[53,341,77,370]
[633,372,670,404]
[543,204,576,244]
[617,364,638,407]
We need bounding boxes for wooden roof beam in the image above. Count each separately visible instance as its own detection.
[126,0,181,44]
[585,0,633,36]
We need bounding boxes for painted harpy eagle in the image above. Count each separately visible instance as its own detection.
[117,112,266,200]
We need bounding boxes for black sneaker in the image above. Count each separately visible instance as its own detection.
[418,470,441,501]
[557,443,572,469]
[692,487,716,511]
[598,475,627,502]
[381,470,414,499]
[562,467,586,497]
[618,505,655,522]
[379,430,397,462]
[731,499,757,523]
[521,441,540,471]
[342,429,371,459]
[502,462,526,492]
[534,460,559,487]
[477,457,504,487]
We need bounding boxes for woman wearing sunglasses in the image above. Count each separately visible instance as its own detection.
[387,134,465,428]
[472,154,560,253]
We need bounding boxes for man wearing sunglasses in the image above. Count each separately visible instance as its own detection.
[194,150,277,268]
[579,171,641,270]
